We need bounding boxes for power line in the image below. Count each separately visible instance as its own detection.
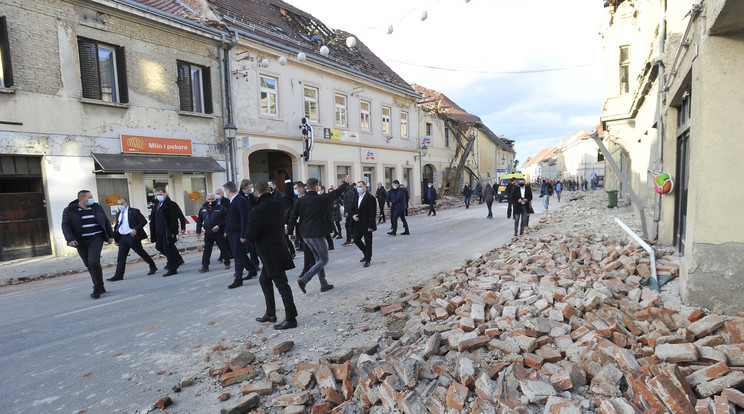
[388,60,596,74]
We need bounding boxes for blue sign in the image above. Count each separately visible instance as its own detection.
[497,169,507,173]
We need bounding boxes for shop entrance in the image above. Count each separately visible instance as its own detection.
[248,150,293,193]
[0,156,51,261]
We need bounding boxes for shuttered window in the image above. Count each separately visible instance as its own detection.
[77,37,128,103]
[0,16,14,88]
[176,61,212,114]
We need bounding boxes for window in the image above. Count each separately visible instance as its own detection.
[425,122,432,137]
[0,16,13,88]
[77,37,128,103]
[335,94,347,127]
[177,61,212,114]
[336,165,350,184]
[382,105,391,135]
[360,100,371,131]
[384,167,394,189]
[308,165,323,183]
[260,75,278,116]
[182,175,207,216]
[303,86,318,122]
[444,127,451,148]
[400,111,408,137]
[95,175,129,223]
[619,45,630,95]
[363,166,374,187]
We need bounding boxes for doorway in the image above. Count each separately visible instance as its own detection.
[674,131,690,254]
[422,164,434,203]
[248,150,293,193]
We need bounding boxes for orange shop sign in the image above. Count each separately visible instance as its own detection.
[121,135,192,155]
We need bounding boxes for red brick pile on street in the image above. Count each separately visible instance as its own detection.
[210,197,744,414]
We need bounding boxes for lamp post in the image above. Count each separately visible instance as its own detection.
[415,144,428,202]
[224,122,237,182]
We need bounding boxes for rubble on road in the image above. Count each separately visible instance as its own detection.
[206,192,744,413]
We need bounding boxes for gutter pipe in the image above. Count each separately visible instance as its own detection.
[615,217,660,291]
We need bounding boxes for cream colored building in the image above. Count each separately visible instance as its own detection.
[475,126,516,186]
[601,0,744,313]
[0,0,227,259]
[556,126,605,183]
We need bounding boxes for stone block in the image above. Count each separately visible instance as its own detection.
[272,392,310,407]
[689,314,725,339]
[520,379,557,403]
[688,309,706,322]
[274,341,294,355]
[229,351,256,371]
[721,388,744,408]
[542,396,581,414]
[331,363,352,381]
[696,371,744,398]
[329,348,354,364]
[381,303,404,315]
[655,343,699,363]
[445,381,468,410]
[316,365,337,393]
[291,370,314,390]
[725,320,744,343]
[285,405,305,414]
[221,366,256,387]
[312,402,332,414]
[648,375,696,414]
[715,344,744,366]
[399,391,427,414]
[241,381,273,396]
[220,393,260,414]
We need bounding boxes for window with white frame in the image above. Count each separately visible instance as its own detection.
[78,37,128,103]
[335,93,347,127]
[360,100,371,131]
[382,105,391,135]
[0,16,13,88]
[400,111,408,137]
[260,75,278,116]
[619,45,630,95]
[177,61,212,113]
[303,86,318,122]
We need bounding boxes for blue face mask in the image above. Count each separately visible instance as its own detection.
[357,187,364,194]
[215,194,222,200]
[156,195,165,203]
[294,190,300,196]
[86,198,95,206]
[117,205,126,212]
[250,188,255,194]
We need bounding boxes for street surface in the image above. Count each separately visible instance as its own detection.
[0,201,554,413]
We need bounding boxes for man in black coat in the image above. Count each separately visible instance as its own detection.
[268,179,295,258]
[245,181,298,330]
[348,181,377,267]
[223,181,258,289]
[505,178,516,219]
[424,183,438,216]
[107,197,157,281]
[149,189,186,276]
[196,194,230,273]
[510,178,533,236]
[62,190,115,299]
[342,183,357,245]
[375,182,387,224]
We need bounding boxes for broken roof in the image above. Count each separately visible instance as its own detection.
[411,84,482,126]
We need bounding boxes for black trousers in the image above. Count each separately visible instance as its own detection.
[391,209,408,234]
[78,235,105,291]
[507,201,513,218]
[202,233,230,267]
[428,201,436,215]
[259,267,297,320]
[325,233,334,249]
[114,234,156,278]
[333,220,342,237]
[514,204,529,235]
[353,229,373,261]
[227,233,257,282]
[344,216,354,242]
[378,200,386,222]
[155,233,182,270]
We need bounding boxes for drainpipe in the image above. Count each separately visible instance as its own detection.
[615,217,659,290]
[651,0,667,239]
[222,28,239,182]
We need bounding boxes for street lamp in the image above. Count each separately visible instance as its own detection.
[224,122,237,182]
[415,144,428,202]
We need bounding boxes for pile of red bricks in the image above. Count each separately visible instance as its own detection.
[216,229,744,414]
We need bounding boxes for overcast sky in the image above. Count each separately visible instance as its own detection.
[286,0,607,166]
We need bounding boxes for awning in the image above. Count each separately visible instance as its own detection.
[92,153,225,172]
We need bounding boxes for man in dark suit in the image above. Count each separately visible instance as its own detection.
[245,181,298,330]
[223,181,257,289]
[349,180,377,267]
[510,178,533,236]
[196,193,230,273]
[149,189,185,277]
[107,197,157,281]
[342,182,357,245]
[424,183,438,216]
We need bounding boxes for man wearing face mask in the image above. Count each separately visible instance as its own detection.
[149,188,186,276]
[213,188,232,265]
[424,182,438,216]
[62,190,115,299]
[196,194,230,273]
[386,180,410,236]
[240,179,260,270]
[349,180,377,267]
[215,188,230,209]
[509,178,533,236]
[107,197,157,281]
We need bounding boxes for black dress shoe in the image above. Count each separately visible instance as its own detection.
[198,266,209,273]
[387,231,396,236]
[242,272,256,281]
[163,269,178,277]
[297,279,307,294]
[175,258,185,268]
[363,260,370,267]
[90,291,101,299]
[360,257,367,262]
[401,231,410,235]
[256,314,277,323]
[273,319,298,330]
[101,287,106,293]
[147,267,158,275]
[228,281,243,289]
[224,263,231,270]
[106,276,123,282]
[321,284,334,292]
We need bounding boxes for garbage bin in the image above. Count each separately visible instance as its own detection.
[606,190,618,208]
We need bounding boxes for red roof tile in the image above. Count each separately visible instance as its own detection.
[411,84,482,125]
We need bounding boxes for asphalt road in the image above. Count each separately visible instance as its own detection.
[0,201,548,413]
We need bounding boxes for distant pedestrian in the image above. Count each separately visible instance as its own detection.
[483,183,495,219]
[245,181,298,330]
[223,181,258,289]
[387,180,410,236]
[196,194,230,273]
[474,182,483,204]
[287,177,349,294]
[505,178,516,219]
[425,183,438,216]
[510,178,533,236]
[400,183,410,216]
[463,184,472,209]
[375,182,387,224]
[342,182,356,245]
[555,181,563,202]
[540,180,551,211]
[108,197,157,282]
[349,180,377,267]
[62,190,115,299]
[149,188,185,277]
